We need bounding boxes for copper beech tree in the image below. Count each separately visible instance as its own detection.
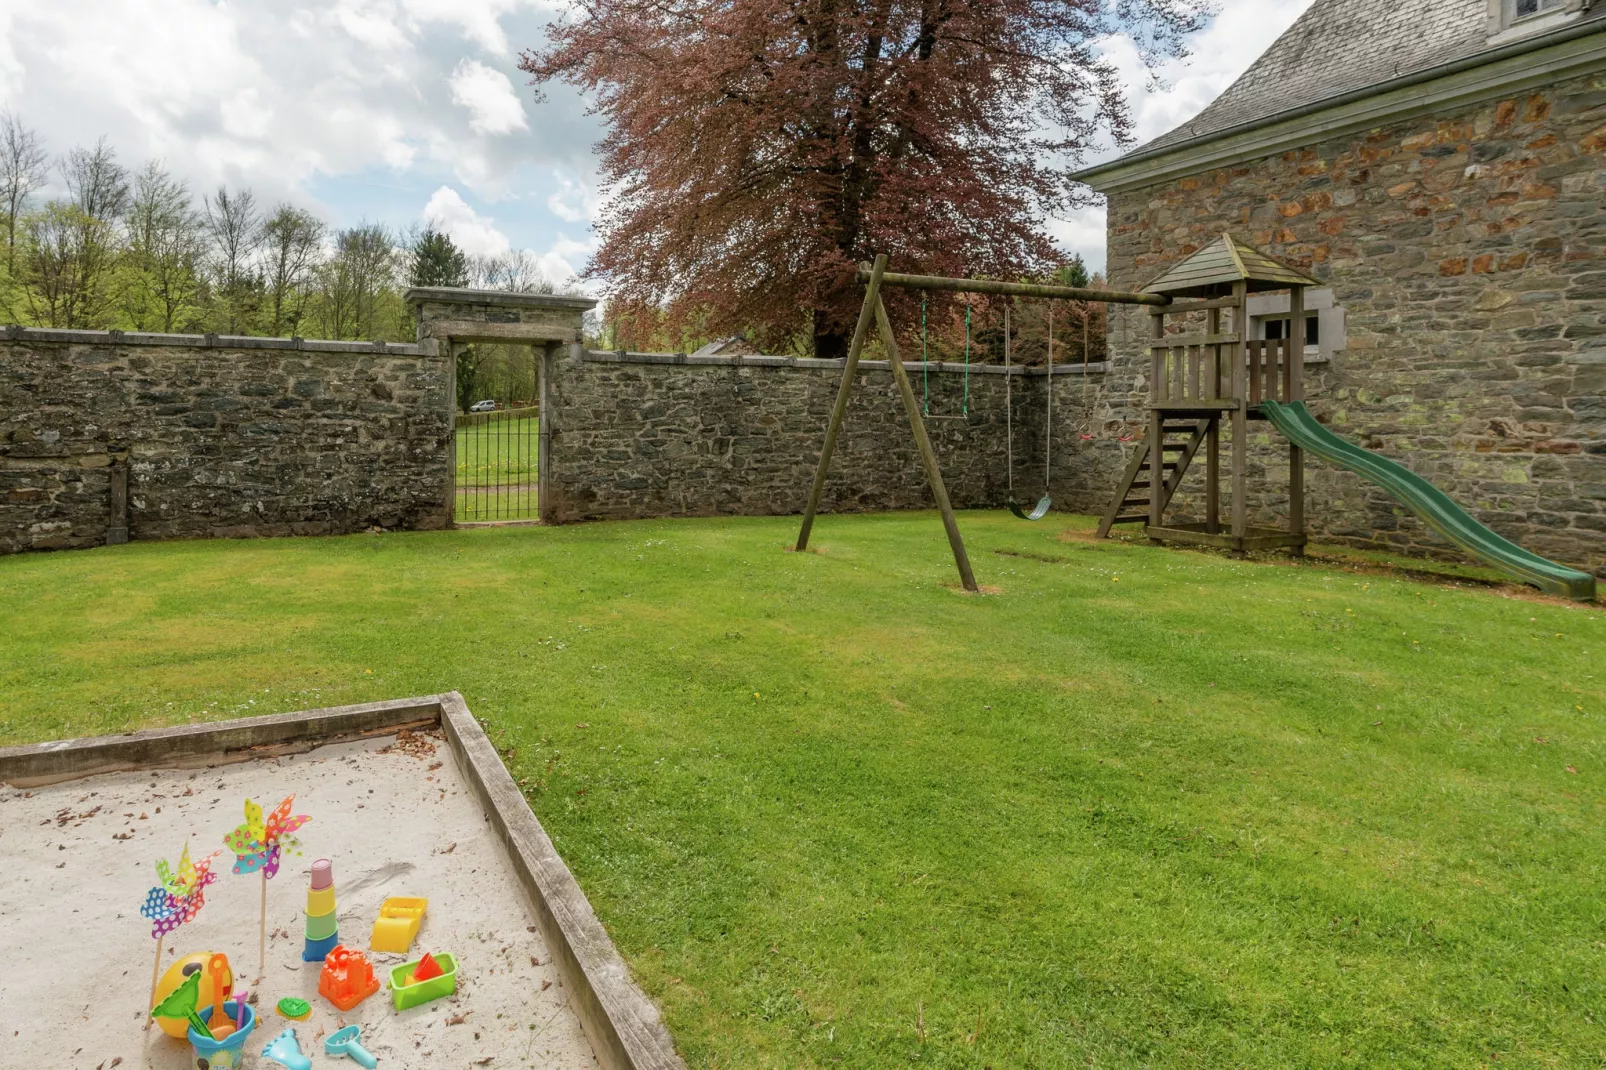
[522,0,1206,358]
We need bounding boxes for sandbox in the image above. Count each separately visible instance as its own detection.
[0,695,682,1070]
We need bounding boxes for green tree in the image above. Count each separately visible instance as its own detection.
[45,138,129,328]
[19,203,115,327]
[407,226,483,409]
[1056,255,1091,290]
[118,161,205,331]
[313,223,401,340]
[409,226,469,288]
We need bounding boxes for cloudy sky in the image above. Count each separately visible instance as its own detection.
[0,0,1312,282]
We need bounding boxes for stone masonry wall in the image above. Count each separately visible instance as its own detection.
[1072,70,1606,576]
[1,329,452,553]
[543,350,1096,522]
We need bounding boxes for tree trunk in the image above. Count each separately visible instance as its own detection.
[813,309,848,360]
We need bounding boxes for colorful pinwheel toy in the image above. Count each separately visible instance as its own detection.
[141,843,220,1026]
[141,841,220,936]
[224,795,311,977]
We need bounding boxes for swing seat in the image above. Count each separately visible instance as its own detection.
[1008,496,1052,521]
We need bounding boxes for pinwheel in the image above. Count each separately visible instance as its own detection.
[224,795,310,977]
[140,843,220,1028]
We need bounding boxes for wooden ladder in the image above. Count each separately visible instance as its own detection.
[1096,419,1211,537]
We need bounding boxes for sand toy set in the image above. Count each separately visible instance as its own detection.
[140,795,458,1068]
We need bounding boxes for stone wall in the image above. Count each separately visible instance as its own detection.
[1,328,452,553]
[542,349,1099,522]
[1073,70,1606,576]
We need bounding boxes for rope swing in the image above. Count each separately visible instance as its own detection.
[1007,300,1053,522]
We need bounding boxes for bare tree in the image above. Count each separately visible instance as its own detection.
[468,249,555,294]
[120,161,205,331]
[205,186,262,333]
[259,205,324,336]
[62,137,130,221]
[0,111,48,273]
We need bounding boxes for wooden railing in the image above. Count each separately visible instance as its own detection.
[1149,335,1298,405]
[1149,332,1235,405]
[1243,338,1295,405]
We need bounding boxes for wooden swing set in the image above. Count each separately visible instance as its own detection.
[794,254,1169,591]
[795,237,1321,593]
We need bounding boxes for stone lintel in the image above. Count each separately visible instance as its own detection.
[405,287,598,313]
[430,319,580,344]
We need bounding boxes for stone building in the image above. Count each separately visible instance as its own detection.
[1072,0,1606,576]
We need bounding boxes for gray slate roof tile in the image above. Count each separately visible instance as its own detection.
[1137,0,1605,155]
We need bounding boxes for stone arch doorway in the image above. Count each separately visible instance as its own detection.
[406,287,596,526]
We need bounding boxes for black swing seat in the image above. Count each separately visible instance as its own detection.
[1007,496,1052,521]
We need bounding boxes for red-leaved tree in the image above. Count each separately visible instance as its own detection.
[522,1,1207,357]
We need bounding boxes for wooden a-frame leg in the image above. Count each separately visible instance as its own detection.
[1206,417,1220,535]
[796,254,888,551]
[1290,444,1305,556]
[1231,406,1248,552]
[873,295,979,592]
[1148,409,1164,532]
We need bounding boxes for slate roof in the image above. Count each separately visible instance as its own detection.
[1138,0,1606,155]
[1142,234,1321,298]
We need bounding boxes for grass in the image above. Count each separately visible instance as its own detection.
[2,512,1603,1067]
[455,411,538,521]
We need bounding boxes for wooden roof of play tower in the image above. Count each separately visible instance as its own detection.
[1142,234,1319,299]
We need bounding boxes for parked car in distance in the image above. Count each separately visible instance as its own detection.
[468,399,497,412]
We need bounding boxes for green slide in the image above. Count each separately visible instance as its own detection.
[1259,400,1597,601]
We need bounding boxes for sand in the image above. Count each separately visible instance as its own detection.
[0,731,598,1070]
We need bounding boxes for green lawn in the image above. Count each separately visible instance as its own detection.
[2,513,1603,1067]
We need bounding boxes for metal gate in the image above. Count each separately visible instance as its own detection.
[454,406,539,522]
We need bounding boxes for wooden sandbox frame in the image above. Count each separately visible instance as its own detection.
[0,692,685,1070]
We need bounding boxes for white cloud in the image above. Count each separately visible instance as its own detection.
[1046,207,1108,270]
[400,0,537,55]
[1101,0,1316,149]
[546,174,599,223]
[422,185,512,258]
[450,59,529,136]
[1062,0,1316,272]
[421,185,594,292]
[0,0,586,209]
[535,234,594,286]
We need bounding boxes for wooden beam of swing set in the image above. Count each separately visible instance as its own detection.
[796,254,980,592]
[859,267,1170,307]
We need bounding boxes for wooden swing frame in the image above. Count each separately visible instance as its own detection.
[794,255,1167,591]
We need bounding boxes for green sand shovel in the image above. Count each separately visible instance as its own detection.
[149,967,212,1039]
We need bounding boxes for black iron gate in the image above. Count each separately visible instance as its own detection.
[454,406,539,521]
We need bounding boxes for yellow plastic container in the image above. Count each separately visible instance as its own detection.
[306,886,337,916]
[369,896,428,954]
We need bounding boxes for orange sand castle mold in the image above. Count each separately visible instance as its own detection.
[317,944,380,1012]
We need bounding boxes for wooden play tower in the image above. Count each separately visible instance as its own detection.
[1097,234,1321,555]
